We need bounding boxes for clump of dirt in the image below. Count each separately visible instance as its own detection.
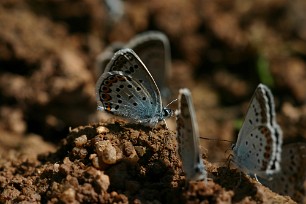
[0,119,295,203]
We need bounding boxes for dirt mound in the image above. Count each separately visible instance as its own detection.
[0,120,295,203]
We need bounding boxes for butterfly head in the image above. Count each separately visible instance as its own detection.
[162,107,174,119]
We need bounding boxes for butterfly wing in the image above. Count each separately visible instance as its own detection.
[95,42,124,77]
[96,49,164,125]
[260,143,306,202]
[176,88,206,181]
[125,31,171,96]
[233,125,278,177]
[233,84,282,177]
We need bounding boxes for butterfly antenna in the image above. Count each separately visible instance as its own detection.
[254,174,260,183]
[166,98,178,107]
[199,137,232,143]
[163,119,169,129]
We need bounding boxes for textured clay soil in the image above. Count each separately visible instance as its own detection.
[0,120,296,203]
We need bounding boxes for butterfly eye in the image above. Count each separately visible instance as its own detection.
[162,108,173,118]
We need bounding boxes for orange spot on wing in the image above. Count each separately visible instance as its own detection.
[101,85,111,93]
[116,75,126,81]
[101,93,112,102]
[103,102,112,112]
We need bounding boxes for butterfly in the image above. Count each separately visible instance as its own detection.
[260,142,306,202]
[95,31,171,102]
[95,48,173,127]
[232,83,283,179]
[176,88,207,181]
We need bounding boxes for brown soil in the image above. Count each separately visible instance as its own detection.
[0,0,305,203]
[0,120,296,203]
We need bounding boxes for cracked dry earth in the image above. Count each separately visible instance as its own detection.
[0,119,296,203]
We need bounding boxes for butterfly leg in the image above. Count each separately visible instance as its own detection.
[148,131,153,141]
[163,119,169,129]
[254,174,260,183]
[203,176,208,185]
[226,153,233,169]
[233,171,243,189]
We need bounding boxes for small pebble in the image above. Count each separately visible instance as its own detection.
[103,144,117,164]
[61,188,76,203]
[69,127,79,133]
[123,141,136,157]
[74,135,87,147]
[72,147,88,159]
[124,141,138,162]
[53,163,59,172]
[95,171,110,191]
[95,141,109,153]
[90,154,100,169]
[96,126,109,134]
[63,157,72,165]
[115,146,123,161]
[95,141,117,164]
[134,146,146,157]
